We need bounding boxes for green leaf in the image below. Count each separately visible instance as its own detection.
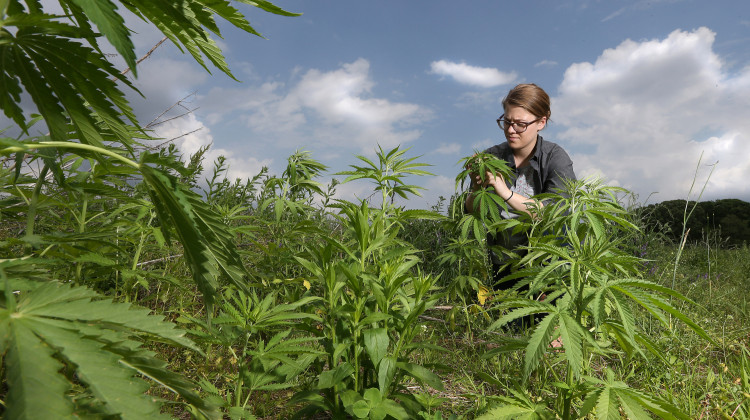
[523,313,558,378]
[68,0,136,72]
[0,281,217,417]
[22,282,197,350]
[558,312,584,378]
[396,362,444,391]
[378,356,397,395]
[595,388,620,420]
[617,391,652,420]
[379,398,409,420]
[578,387,602,418]
[25,318,166,419]
[475,404,542,420]
[201,0,264,37]
[317,362,354,389]
[140,162,250,308]
[351,400,371,419]
[3,319,75,420]
[363,327,389,368]
[4,37,69,142]
[237,0,302,17]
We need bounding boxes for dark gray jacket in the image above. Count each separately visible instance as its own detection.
[483,135,576,264]
[484,135,575,197]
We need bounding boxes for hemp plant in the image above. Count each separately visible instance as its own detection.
[291,146,446,419]
[479,179,712,419]
[0,0,300,416]
[453,152,516,242]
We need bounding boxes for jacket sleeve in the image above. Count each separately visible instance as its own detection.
[543,145,576,195]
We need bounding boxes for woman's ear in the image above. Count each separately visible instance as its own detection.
[538,116,547,131]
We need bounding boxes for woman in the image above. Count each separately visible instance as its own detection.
[465,83,576,291]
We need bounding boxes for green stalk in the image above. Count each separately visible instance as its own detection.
[131,212,156,271]
[233,334,250,407]
[74,190,89,283]
[24,164,50,241]
[562,363,574,420]
[1,141,140,169]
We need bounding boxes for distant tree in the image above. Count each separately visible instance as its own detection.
[641,199,750,246]
[719,213,750,244]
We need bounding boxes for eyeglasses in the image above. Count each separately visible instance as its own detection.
[496,114,542,133]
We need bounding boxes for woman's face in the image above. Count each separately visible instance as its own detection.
[502,106,546,154]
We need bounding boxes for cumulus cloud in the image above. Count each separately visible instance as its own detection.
[554,27,750,202]
[153,113,272,183]
[239,58,433,153]
[430,60,517,88]
[125,58,209,123]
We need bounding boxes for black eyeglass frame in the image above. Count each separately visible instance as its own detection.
[496,114,543,133]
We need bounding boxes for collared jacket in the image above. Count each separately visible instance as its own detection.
[483,135,575,198]
[483,135,576,264]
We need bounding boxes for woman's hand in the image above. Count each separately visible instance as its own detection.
[484,170,502,187]
[484,170,512,199]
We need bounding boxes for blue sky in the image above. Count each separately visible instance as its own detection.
[29,1,750,208]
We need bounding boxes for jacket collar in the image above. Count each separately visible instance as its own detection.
[504,135,543,170]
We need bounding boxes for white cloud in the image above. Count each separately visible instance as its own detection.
[434,142,461,155]
[534,60,558,68]
[239,58,433,153]
[153,113,272,183]
[430,60,517,88]
[554,27,750,202]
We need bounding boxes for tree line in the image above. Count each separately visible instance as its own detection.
[640,198,750,246]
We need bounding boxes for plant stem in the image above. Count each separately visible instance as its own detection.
[2,141,140,169]
[74,188,89,283]
[24,164,49,241]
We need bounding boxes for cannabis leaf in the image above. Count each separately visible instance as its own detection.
[0,280,217,419]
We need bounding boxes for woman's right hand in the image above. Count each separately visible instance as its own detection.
[470,171,483,190]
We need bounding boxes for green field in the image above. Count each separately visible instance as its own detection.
[2,2,749,418]
[3,143,749,419]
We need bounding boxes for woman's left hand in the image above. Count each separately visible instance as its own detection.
[485,171,512,197]
[484,170,503,187]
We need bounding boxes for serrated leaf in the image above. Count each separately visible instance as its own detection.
[4,319,75,420]
[558,312,583,378]
[595,387,620,420]
[73,252,117,266]
[475,404,539,420]
[524,313,558,378]
[20,282,197,350]
[68,0,136,72]
[140,162,250,308]
[26,318,166,419]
